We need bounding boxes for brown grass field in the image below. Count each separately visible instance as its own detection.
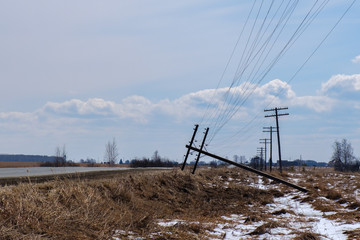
[0,161,128,168]
[0,162,42,168]
[0,166,359,239]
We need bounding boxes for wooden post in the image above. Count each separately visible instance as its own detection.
[181,124,199,170]
[192,127,209,174]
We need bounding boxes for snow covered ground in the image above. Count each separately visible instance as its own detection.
[112,170,360,240]
[208,191,360,239]
[155,175,360,240]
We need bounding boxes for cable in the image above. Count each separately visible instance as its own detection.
[197,1,355,158]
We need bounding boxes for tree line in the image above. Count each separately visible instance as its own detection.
[129,150,178,168]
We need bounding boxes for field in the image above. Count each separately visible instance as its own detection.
[0,162,42,168]
[0,166,360,239]
[0,161,128,168]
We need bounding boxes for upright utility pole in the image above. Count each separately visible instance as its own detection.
[257,147,264,170]
[264,107,289,173]
[260,138,269,171]
[263,126,277,172]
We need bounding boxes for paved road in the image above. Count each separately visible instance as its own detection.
[0,167,130,178]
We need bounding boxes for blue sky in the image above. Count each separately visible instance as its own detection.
[0,1,359,163]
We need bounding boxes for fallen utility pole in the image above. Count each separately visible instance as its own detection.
[265,107,289,173]
[185,144,308,193]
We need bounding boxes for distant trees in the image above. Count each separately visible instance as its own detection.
[80,158,96,164]
[130,150,178,168]
[329,139,359,171]
[104,138,119,165]
[41,144,71,167]
[209,160,218,168]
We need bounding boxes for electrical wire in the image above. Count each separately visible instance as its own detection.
[196,0,356,158]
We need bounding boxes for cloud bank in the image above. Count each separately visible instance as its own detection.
[3,75,359,128]
[0,74,359,162]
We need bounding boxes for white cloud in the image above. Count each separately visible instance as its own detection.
[291,96,335,112]
[352,55,360,63]
[320,74,360,96]
[0,78,344,134]
[0,112,37,122]
[252,79,335,112]
[42,98,116,117]
[255,79,296,99]
[117,96,154,123]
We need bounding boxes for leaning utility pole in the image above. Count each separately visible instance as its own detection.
[263,126,277,172]
[181,124,199,170]
[260,138,269,171]
[264,107,289,173]
[192,127,209,174]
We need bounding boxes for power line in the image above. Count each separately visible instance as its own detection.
[196,1,356,157]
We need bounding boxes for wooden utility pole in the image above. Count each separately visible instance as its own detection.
[260,138,269,171]
[257,147,264,170]
[263,126,277,172]
[186,144,308,193]
[264,107,289,173]
[192,127,209,174]
[182,124,199,170]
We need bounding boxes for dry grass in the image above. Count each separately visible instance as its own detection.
[1,167,360,239]
[0,162,42,168]
[0,168,281,239]
[0,161,128,168]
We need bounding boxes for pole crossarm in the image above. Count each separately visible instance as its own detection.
[263,126,278,132]
[185,145,308,193]
[265,113,289,118]
[264,107,288,112]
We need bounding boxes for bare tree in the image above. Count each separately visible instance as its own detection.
[55,144,67,166]
[104,138,119,165]
[341,139,354,166]
[330,139,358,171]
